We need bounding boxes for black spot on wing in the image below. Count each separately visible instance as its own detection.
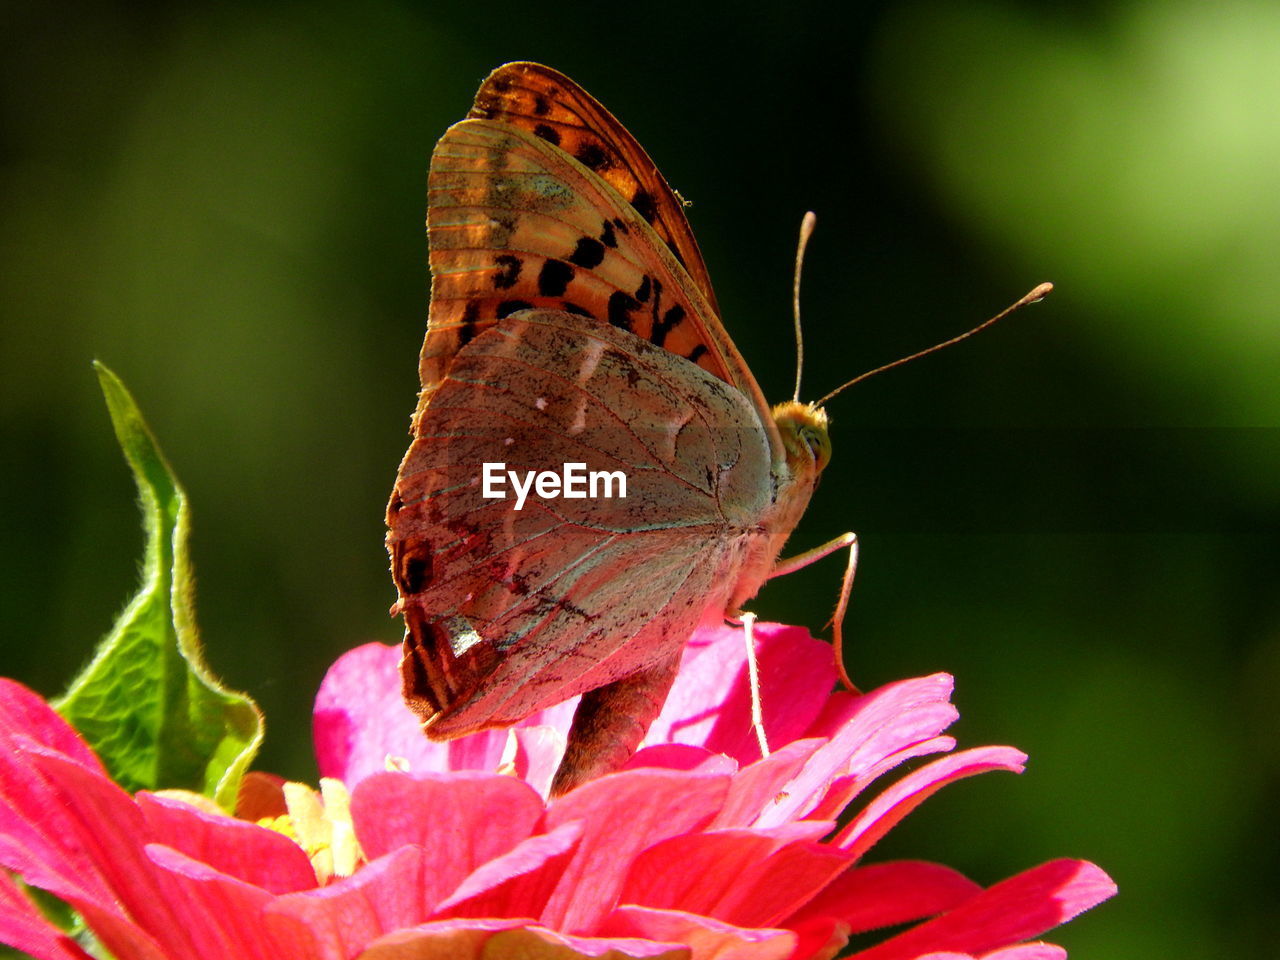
[600,220,617,248]
[459,301,481,346]
[650,304,686,348]
[635,275,651,303]
[630,188,658,224]
[538,259,575,297]
[686,343,708,364]
[608,291,640,331]
[533,95,551,116]
[493,254,522,289]
[568,236,605,269]
[397,546,434,595]
[575,142,609,171]
[532,123,561,146]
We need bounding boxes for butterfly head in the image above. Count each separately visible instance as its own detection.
[771,400,831,476]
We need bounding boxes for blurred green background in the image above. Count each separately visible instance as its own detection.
[3,0,1277,956]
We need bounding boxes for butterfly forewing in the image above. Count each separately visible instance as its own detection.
[466,61,722,316]
[419,118,772,428]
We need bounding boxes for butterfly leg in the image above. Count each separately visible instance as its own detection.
[740,611,770,759]
[550,647,684,797]
[770,532,859,692]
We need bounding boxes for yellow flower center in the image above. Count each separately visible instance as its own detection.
[258,778,365,884]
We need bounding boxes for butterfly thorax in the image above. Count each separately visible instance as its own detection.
[725,400,831,614]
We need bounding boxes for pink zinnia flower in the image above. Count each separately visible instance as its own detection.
[0,623,1114,959]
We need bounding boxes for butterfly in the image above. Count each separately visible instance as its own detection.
[387,62,860,796]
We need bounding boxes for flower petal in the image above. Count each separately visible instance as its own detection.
[70,900,172,960]
[444,697,576,774]
[982,944,1068,960]
[142,844,276,960]
[789,860,983,935]
[618,827,850,928]
[0,870,94,960]
[488,924,689,959]
[137,793,316,894]
[619,823,822,905]
[717,839,852,930]
[834,746,1027,859]
[358,919,688,960]
[847,860,1116,960]
[624,745,737,776]
[543,769,730,934]
[355,918,529,960]
[511,724,568,798]
[804,736,957,823]
[433,820,584,921]
[0,746,102,905]
[711,739,823,829]
[924,953,1069,960]
[7,749,200,959]
[0,680,103,772]
[350,771,543,873]
[602,905,797,960]
[643,624,835,765]
[786,915,849,960]
[234,771,288,821]
[314,644,576,785]
[313,643,476,783]
[755,674,959,828]
[0,731,147,909]
[801,690,861,739]
[266,845,430,960]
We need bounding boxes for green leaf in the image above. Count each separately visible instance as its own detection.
[54,363,263,809]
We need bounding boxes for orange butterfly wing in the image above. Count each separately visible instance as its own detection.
[413,63,776,446]
[467,61,721,316]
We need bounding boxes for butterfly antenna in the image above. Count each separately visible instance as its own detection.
[814,282,1054,407]
[791,212,817,403]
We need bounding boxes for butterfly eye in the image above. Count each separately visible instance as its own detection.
[770,400,831,474]
[798,422,831,473]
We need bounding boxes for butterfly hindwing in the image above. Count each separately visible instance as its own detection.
[390,309,775,733]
